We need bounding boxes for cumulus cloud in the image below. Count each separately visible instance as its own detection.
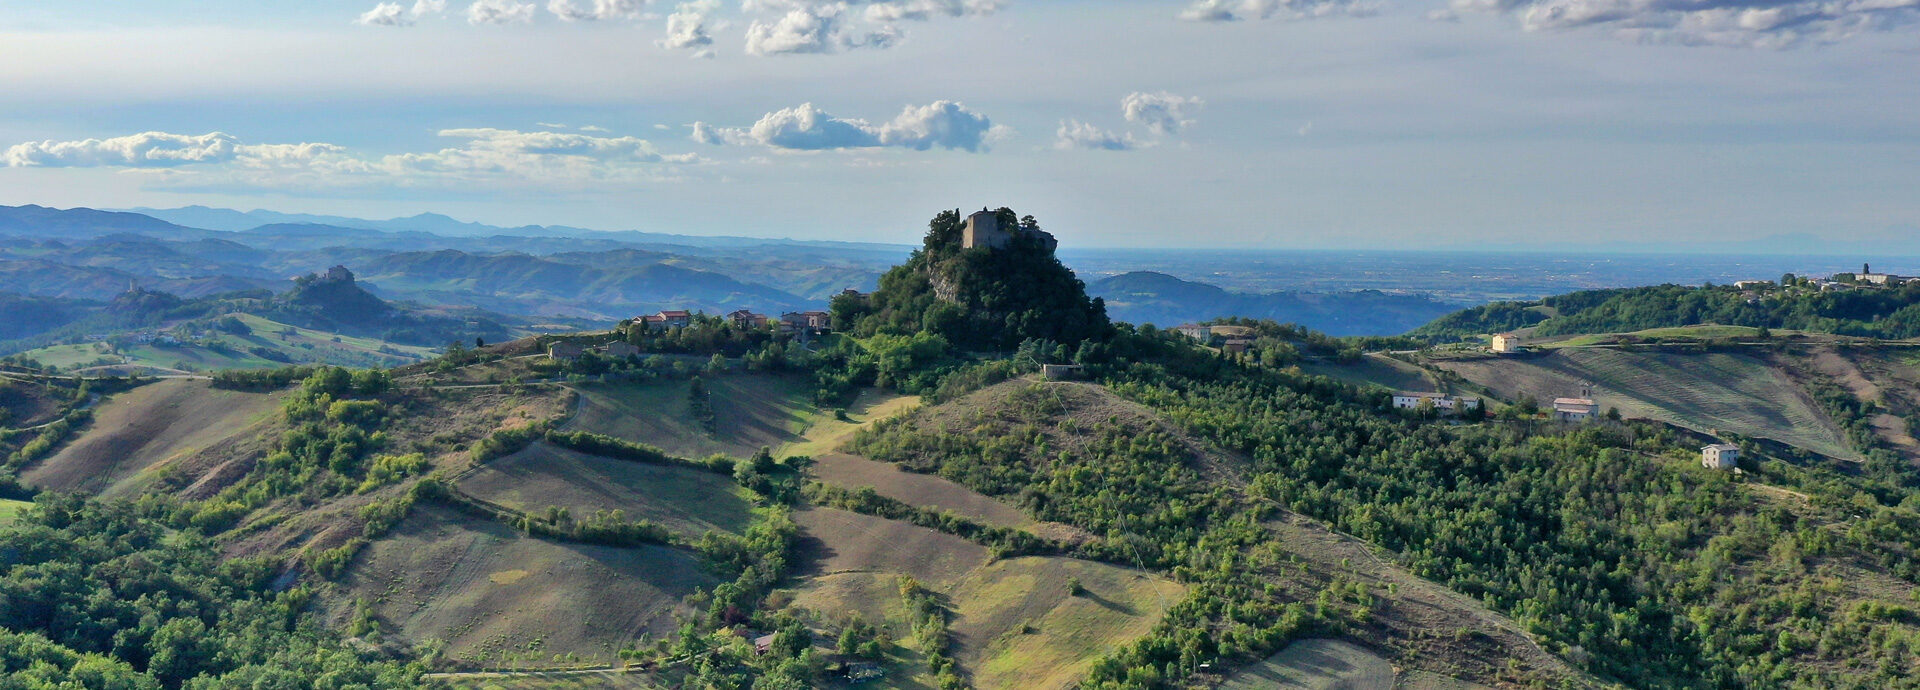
[1450,0,1920,46]
[660,0,721,54]
[547,0,650,21]
[1121,91,1204,135]
[861,0,1006,22]
[1179,0,1378,21]
[740,0,992,55]
[1054,92,1203,152]
[695,101,1002,152]
[4,128,694,194]
[3,132,341,168]
[468,0,537,24]
[356,0,450,26]
[745,6,848,54]
[1054,120,1135,151]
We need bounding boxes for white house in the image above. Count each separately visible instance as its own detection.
[1491,333,1520,354]
[1553,397,1597,422]
[1732,280,1770,290]
[1392,392,1482,414]
[1175,324,1210,341]
[1702,443,1740,470]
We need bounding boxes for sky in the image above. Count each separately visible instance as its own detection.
[0,0,1916,249]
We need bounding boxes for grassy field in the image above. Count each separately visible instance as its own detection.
[0,499,34,524]
[22,379,286,497]
[457,441,756,537]
[17,313,437,374]
[334,504,714,671]
[566,375,817,459]
[956,557,1185,690]
[1298,353,1436,393]
[787,506,1181,689]
[1220,639,1396,690]
[777,389,920,459]
[1432,349,1856,460]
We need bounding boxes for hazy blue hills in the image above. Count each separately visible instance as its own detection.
[1087,270,1463,336]
[353,249,814,319]
[0,204,1493,337]
[126,204,910,251]
[0,292,95,340]
[0,204,214,241]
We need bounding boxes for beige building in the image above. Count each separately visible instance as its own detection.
[1491,333,1520,354]
[1702,443,1740,470]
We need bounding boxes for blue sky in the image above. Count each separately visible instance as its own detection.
[0,0,1916,248]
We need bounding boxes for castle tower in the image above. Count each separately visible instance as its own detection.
[962,208,1008,249]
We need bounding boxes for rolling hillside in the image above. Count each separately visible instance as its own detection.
[1431,348,1858,460]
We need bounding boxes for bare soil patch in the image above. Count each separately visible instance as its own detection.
[23,380,283,496]
[330,503,713,670]
[791,507,990,588]
[811,453,1031,529]
[458,441,755,537]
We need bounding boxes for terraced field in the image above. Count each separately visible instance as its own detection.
[457,441,756,538]
[23,379,286,497]
[334,504,713,670]
[566,375,816,458]
[1433,349,1855,460]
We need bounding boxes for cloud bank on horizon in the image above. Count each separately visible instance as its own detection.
[3,128,698,195]
[353,0,1920,49]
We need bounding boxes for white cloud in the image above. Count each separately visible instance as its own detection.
[4,128,694,195]
[861,0,1005,22]
[1452,0,1920,46]
[357,0,450,26]
[740,0,986,55]
[874,100,1001,151]
[1121,91,1204,135]
[1052,92,1202,152]
[696,100,1001,151]
[468,0,537,24]
[745,6,845,54]
[1054,120,1135,151]
[1179,0,1379,21]
[3,132,341,168]
[357,3,411,26]
[547,0,650,21]
[660,0,720,52]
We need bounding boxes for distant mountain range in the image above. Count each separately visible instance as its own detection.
[1087,271,1463,337]
[122,204,910,251]
[0,204,1472,340]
